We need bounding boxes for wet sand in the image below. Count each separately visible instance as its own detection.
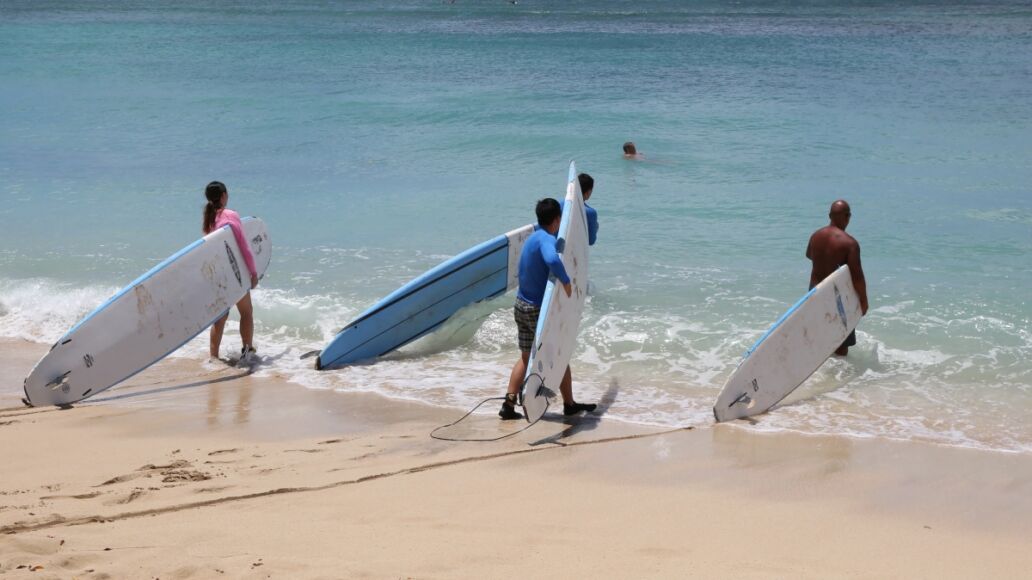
[2,338,1031,579]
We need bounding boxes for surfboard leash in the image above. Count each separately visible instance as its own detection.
[429,375,550,442]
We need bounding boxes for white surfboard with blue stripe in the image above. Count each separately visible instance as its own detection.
[521,161,590,423]
[23,217,272,406]
[713,264,862,422]
[316,223,534,370]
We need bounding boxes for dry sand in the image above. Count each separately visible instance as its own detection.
[2,337,1031,579]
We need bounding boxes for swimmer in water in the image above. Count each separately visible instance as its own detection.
[623,141,644,160]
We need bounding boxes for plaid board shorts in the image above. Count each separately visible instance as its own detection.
[514,297,541,352]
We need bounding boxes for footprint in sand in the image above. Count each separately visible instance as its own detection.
[161,470,212,484]
[139,460,191,471]
[207,448,240,456]
[96,473,144,487]
[96,460,209,487]
[104,489,146,506]
[40,491,102,501]
[193,485,234,494]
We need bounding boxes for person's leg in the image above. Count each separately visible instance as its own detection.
[561,366,597,416]
[507,351,530,398]
[834,330,857,357]
[209,313,229,359]
[502,300,537,420]
[236,292,254,351]
[500,351,529,420]
[559,366,573,404]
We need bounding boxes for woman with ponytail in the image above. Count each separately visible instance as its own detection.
[203,181,259,364]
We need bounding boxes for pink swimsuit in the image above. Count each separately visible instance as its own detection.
[214,209,257,278]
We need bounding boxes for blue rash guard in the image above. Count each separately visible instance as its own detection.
[559,200,598,246]
[516,228,571,306]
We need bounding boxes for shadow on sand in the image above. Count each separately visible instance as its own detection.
[86,370,251,404]
[528,378,621,447]
[86,348,293,406]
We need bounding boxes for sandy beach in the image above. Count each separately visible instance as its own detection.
[4,1,1030,577]
[1,338,1030,579]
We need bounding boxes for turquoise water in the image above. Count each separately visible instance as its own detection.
[1,1,1030,450]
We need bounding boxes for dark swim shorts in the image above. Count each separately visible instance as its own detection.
[840,330,857,350]
[514,298,541,352]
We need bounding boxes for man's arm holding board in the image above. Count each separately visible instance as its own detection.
[847,241,868,316]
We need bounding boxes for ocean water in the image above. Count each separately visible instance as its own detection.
[1,1,1030,451]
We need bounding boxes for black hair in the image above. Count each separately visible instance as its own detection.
[535,198,561,227]
[203,181,227,234]
[623,142,636,154]
[578,172,594,195]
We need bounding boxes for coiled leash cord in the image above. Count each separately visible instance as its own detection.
[430,375,550,442]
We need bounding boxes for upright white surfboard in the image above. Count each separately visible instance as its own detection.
[23,218,272,407]
[713,265,863,422]
[521,162,589,423]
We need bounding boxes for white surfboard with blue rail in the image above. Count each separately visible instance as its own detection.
[713,264,862,422]
[23,217,272,407]
[315,223,535,370]
[521,161,590,423]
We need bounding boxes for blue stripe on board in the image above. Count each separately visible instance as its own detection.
[60,218,260,342]
[325,266,510,367]
[741,264,848,359]
[60,230,225,340]
[319,234,511,368]
[343,233,509,329]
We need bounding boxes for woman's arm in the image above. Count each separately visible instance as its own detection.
[222,210,259,284]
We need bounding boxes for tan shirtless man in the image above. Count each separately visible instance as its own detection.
[806,200,869,356]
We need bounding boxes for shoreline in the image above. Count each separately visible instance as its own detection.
[4,337,1027,456]
[2,338,1031,577]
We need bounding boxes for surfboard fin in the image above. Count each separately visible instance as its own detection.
[729,392,751,408]
[300,350,320,360]
[46,371,72,391]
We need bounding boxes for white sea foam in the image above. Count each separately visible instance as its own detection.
[3,276,1031,453]
[0,278,120,343]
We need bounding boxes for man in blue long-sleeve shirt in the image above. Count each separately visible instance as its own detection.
[500,198,597,420]
[560,173,599,246]
[579,172,599,246]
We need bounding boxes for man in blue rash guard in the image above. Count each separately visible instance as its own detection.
[500,198,597,420]
[559,172,599,246]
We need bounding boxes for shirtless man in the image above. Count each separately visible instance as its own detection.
[806,200,869,356]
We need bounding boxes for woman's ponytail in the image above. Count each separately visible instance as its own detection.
[202,181,227,234]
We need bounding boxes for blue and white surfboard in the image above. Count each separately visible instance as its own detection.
[316,224,534,369]
[713,264,863,422]
[23,218,272,406]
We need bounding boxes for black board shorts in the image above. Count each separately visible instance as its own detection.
[840,330,857,350]
[514,298,541,352]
